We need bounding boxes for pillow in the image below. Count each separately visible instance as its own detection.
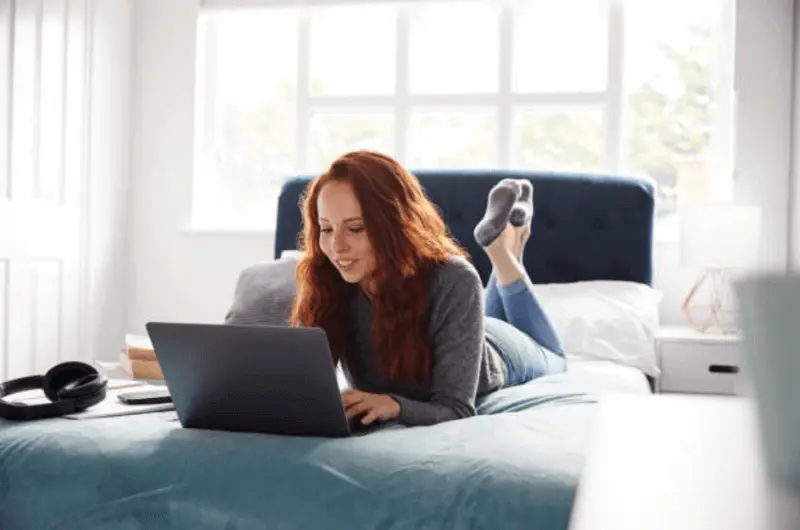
[532,280,662,377]
[224,255,299,327]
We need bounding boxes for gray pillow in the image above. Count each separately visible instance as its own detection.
[224,256,299,326]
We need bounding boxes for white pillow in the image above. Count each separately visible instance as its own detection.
[532,280,662,377]
[281,250,305,260]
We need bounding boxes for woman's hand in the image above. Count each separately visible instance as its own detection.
[341,389,401,425]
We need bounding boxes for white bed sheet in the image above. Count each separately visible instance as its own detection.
[566,359,653,394]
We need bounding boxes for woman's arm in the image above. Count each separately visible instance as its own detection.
[390,258,486,426]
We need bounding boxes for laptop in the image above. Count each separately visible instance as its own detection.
[145,322,381,437]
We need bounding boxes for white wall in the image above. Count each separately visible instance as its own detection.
[86,0,134,361]
[128,0,270,334]
[733,0,794,274]
[127,0,797,336]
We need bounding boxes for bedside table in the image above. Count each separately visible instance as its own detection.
[655,325,743,395]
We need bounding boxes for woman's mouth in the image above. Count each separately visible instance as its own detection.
[336,259,357,272]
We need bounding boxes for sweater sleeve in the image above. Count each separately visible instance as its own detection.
[391,259,485,426]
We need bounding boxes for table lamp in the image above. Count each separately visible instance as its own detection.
[679,203,762,334]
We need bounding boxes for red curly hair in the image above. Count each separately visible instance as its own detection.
[290,150,467,385]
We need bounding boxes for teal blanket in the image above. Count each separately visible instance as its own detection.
[0,368,646,530]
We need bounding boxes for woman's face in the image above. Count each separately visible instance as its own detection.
[317,180,377,288]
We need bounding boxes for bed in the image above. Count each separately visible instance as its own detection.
[0,169,657,530]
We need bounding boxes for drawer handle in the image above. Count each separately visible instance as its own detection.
[708,364,739,374]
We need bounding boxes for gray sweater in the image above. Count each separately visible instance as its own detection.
[225,255,508,427]
[343,256,507,426]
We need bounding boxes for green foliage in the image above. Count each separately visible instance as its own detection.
[626,23,715,188]
[514,111,604,172]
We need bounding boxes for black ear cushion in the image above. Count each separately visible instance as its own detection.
[42,361,103,402]
[73,382,108,412]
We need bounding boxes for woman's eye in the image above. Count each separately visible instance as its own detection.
[320,227,332,234]
[350,226,365,233]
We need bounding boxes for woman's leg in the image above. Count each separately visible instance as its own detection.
[487,233,565,357]
[475,180,519,322]
[485,316,566,386]
[484,271,507,321]
[475,179,565,358]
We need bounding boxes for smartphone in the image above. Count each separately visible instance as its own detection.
[117,388,172,405]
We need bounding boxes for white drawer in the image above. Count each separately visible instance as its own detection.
[659,342,742,395]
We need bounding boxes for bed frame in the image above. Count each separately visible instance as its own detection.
[274,169,656,287]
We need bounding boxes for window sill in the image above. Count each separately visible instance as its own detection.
[180,226,277,238]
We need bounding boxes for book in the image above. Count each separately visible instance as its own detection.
[119,351,164,380]
[125,333,157,361]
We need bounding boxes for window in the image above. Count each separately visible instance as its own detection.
[192,0,733,234]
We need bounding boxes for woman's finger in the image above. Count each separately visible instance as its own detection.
[343,395,365,409]
[341,391,363,407]
[361,410,378,425]
[345,401,372,419]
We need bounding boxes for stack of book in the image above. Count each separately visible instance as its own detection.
[120,334,164,380]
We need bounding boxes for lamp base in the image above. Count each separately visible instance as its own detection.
[682,268,739,335]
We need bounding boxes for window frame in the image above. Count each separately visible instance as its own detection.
[191,0,735,240]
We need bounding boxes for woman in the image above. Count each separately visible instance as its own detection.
[291,150,566,428]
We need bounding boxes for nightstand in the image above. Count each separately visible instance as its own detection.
[655,325,743,395]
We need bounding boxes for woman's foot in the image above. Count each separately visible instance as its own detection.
[484,223,516,258]
[507,179,533,262]
[511,225,530,263]
[474,179,521,248]
[484,224,524,287]
[509,180,533,228]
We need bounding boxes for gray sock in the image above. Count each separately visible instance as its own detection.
[474,179,521,247]
[509,179,534,228]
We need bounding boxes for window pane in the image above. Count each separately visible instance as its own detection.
[407,110,496,168]
[309,111,394,172]
[512,0,607,93]
[511,107,604,172]
[309,5,396,96]
[622,0,728,219]
[194,10,298,229]
[408,2,500,94]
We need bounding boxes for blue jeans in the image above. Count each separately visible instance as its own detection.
[484,271,567,386]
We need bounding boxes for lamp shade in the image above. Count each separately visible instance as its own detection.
[679,203,762,269]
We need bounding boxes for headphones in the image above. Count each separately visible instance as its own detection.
[0,361,108,421]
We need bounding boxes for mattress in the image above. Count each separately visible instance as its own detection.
[0,365,650,530]
[565,360,653,394]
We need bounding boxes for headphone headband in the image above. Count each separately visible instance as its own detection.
[1,375,45,395]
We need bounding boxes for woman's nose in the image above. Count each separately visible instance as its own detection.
[332,232,349,252]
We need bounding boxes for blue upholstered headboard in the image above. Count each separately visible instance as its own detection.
[274,170,655,287]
